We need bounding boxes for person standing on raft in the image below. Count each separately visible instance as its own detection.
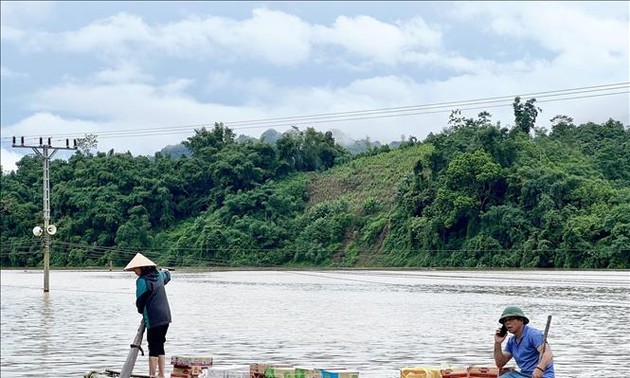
[124,253,172,378]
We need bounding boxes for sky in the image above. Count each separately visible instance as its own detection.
[1,1,629,172]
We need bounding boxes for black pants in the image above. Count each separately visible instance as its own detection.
[147,324,169,357]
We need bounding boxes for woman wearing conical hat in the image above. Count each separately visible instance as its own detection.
[125,253,172,378]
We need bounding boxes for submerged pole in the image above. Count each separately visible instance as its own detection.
[13,137,76,292]
[120,319,146,378]
[42,144,51,292]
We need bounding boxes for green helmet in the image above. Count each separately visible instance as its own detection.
[499,306,529,324]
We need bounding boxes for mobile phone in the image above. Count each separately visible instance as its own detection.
[498,324,508,337]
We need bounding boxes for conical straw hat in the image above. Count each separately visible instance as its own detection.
[124,253,157,271]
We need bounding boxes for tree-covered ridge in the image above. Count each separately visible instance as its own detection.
[1,102,628,269]
[389,112,629,268]
[0,124,349,267]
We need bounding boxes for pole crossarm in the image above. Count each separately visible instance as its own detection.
[12,136,79,151]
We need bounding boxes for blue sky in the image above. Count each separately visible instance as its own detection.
[1,1,628,172]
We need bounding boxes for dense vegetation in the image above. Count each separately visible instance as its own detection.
[1,99,629,269]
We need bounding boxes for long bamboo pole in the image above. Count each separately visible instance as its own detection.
[538,315,552,364]
[120,319,146,378]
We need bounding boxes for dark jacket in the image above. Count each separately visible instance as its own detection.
[135,268,172,329]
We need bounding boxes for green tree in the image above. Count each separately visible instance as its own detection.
[513,97,541,135]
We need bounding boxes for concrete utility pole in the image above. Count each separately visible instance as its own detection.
[12,136,77,292]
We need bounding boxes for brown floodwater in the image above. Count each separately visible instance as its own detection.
[1,269,628,377]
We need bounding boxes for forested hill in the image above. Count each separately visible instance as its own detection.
[2,100,629,269]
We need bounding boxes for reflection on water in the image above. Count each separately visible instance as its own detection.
[1,270,629,377]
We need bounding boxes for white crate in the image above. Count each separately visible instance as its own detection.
[200,364,250,378]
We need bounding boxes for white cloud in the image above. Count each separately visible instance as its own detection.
[32,81,196,120]
[402,51,504,74]
[229,8,312,65]
[399,16,442,49]
[316,15,408,65]
[0,148,24,173]
[0,1,55,26]
[93,62,153,84]
[19,81,273,148]
[71,13,151,54]
[3,112,102,138]
[0,1,55,44]
[2,63,627,174]
[205,71,234,91]
[1,65,28,80]
[1,2,628,174]
[0,25,25,42]
[148,8,313,64]
[2,2,626,73]
[1,112,102,172]
[441,2,630,90]
[315,15,441,65]
[3,7,445,67]
[204,71,276,104]
[509,5,625,60]
[9,9,313,65]
[452,2,628,58]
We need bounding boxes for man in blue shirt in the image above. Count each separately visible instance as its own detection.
[494,306,554,378]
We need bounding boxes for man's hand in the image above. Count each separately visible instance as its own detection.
[532,367,544,378]
[494,326,506,344]
[493,328,511,368]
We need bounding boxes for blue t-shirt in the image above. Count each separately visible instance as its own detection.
[505,325,555,378]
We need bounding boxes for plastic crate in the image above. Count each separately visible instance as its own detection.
[468,367,499,378]
[400,367,442,378]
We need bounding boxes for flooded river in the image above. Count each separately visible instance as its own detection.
[1,269,628,377]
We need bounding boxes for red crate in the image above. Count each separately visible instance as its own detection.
[468,366,499,378]
[440,368,469,378]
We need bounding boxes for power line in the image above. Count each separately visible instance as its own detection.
[3,239,621,265]
[1,82,627,145]
[4,238,624,254]
[223,83,630,127]
[38,89,628,142]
